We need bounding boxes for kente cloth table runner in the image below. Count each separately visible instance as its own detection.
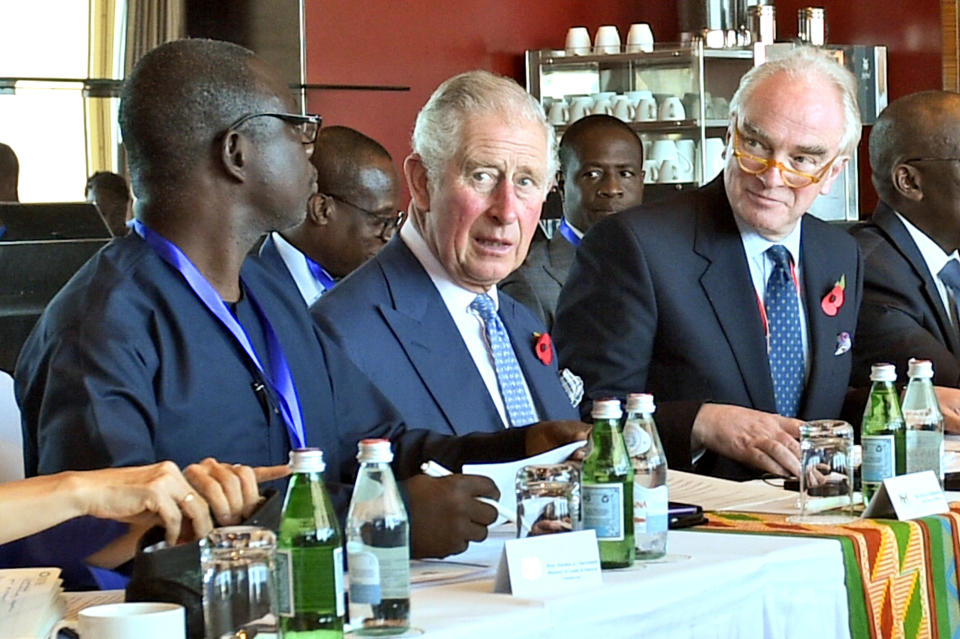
[700,506,960,639]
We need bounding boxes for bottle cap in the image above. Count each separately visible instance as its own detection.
[907,358,934,379]
[626,392,655,413]
[289,447,326,472]
[357,438,394,463]
[591,398,622,420]
[869,363,897,383]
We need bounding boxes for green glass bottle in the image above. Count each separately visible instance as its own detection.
[860,363,906,503]
[275,448,345,638]
[581,398,635,568]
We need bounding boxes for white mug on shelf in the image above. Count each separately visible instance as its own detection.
[547,100,569,125]
[625,90,652,107]
[701,137,727,181]
[594,25,621,54]
[658,159,681,183]
[658,96,686,121]
[676,139,696,180]
[568,97,592,123]
[612,96,635,122]
[634,97,658,122]
[565,26,592,56]
[642,159,660,183]
[648,139,679,166]
[626,23,654,53]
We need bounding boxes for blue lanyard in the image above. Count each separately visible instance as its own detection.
[304,256,337,292]
[132,220,306,448]
[558,218,581,248]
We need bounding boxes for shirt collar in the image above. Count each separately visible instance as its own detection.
[895,211,958,277]
[734,214,803,266]
[399,219,499,311]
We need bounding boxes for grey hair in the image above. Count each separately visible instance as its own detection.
[411,70,557,191]
[729,46,861,156]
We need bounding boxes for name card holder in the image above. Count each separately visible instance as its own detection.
[861,471,949,520]
[493,530,602,598]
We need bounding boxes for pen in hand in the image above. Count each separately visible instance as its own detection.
[420,461,519,525]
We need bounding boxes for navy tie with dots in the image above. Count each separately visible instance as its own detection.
[764,245,804,418]
[470,293,538,427]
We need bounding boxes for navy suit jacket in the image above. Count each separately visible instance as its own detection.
[310,236,578,436]
[257,233,298,294]
[851,202,960,386]
[554,175,863,480]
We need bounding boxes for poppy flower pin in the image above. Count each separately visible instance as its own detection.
[533,332,553,366]
[821,275,846,317]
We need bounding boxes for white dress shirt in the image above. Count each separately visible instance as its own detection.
[734,216,811,377]
[400,221,538,428]
[269,231,329,306]
[896,211,960,328]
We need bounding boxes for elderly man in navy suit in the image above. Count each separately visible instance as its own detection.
[312,70,580,436]
[556,47,864,481]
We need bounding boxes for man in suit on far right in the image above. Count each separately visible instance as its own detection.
[851,91,960,389]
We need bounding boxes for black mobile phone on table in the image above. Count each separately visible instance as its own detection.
[668,501,707,529]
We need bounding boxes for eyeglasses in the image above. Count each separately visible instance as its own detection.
[225,112,321,145]
[327,193,404,241]
[731,127,838,189]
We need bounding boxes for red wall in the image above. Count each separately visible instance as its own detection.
[304,0,942,216]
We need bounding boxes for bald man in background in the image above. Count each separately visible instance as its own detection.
[852,91,960,389]
[258,125,403,305]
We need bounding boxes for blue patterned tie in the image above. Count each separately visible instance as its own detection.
[470,293,538,427]
[764,245,804,417]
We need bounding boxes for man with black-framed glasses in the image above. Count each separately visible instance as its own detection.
[555,46,865,481]
[852,91,960,400]
[259,126,404,305]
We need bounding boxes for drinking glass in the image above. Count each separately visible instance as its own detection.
[200,526,277,639]
[787,420,857,524]
[516,463,581,538]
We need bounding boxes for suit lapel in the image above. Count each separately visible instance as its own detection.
[375,240,505,435]
[543,234,576,287]
[694,183,776,412]
[873,204,960,355]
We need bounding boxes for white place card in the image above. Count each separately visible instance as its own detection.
[492,530,601,598]
[861,471,949,520]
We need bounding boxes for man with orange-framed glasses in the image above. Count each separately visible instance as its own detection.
[555,46,864,481]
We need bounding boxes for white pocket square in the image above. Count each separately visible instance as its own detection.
[834,331,851,356]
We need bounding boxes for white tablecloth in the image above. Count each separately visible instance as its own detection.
[409,529,849,639]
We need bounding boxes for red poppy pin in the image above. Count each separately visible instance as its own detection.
[821,275,845,317]
[533,332,553,366]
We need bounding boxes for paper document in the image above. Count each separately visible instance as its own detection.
[0,568,65,639]
[668,469,796,512]
[461,441,585,523]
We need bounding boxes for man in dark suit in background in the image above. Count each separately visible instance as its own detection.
[312,70,580,436]
[500,114,644,330]
[851,91,960,393]
[259,125,403,305]
[0,142,18,203]
[555,46,863,480]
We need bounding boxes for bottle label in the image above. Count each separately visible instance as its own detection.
[633,484,668,534]
[905,430,943,476]
[904,408,938,427]
[623,422,652,457]
[348,544,410,602]
[273,546,344,617]
[582,483,625,541]
[862,434,896,483]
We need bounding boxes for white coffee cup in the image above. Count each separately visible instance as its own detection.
[79,602,185,639]
[626,23,655,53]
[648,139,679,166]
[565,26,592,56]
[634,97,658,122]
[594,25,621,54]
[591,92,615,113]
[612,96,635,122]
[676,139,696,180]
[642,159,660,183]
[625,90,652,106]
[658,96,686,121]
[658,159,681,183]
[547,100,569,125]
